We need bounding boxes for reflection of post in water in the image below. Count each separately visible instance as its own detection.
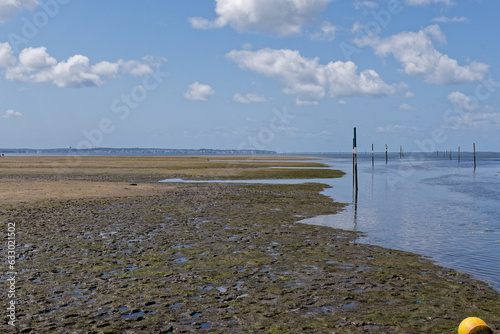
[353,127,358,191]
[351,127,358,230]
[353,183,358,230]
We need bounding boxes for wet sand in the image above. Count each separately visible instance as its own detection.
[0,156,499,333]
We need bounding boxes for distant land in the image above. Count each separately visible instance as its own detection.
[0,148,277,156]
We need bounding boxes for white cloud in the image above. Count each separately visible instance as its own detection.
[184,82,215,101]
[7,54,103,87]
[447,91,478,111]
[398,103,416,111]
[354,1,379,9]
[118,58,155,76]
[91,61,120,77]
[351,22,364,34]
[2,109,23,118]
[18,46,57,71]
[0,0,39,23]
[355,25,489,85]
[404,0,454,5]
[459,112,500,129]
[432,16,469,23]
[309,21,336,41]
[226,48,397,104]
[0,43,162,88]
[376,124,418,133]
[296,99,319,106]
[189,0,333,36]
[0,42,16,67]
[234,93,269,103]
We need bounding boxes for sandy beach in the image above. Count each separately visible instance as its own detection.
[1,156,499,333]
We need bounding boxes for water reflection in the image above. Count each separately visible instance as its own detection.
[300,155,500,292]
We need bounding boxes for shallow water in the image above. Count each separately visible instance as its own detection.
[301,153,500,292]
[161,153,500,291]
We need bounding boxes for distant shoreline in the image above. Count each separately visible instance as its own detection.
[0,147,277,156]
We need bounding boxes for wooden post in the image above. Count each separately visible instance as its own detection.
[449,149,452,160]
[372,143,374,167]
[385,144,388,164]
[458,146,460,163]
[473,143,476,169]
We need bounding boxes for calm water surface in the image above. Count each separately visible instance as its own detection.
[301,154,500,291]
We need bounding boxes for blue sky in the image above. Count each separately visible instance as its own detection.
[1,0,499,153]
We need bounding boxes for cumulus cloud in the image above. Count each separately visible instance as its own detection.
[0,0,39,23]
[447,91,478,111]
[0,42,17,67]
[18,46,57,71]
[2,109,23,118]
[234,93,269,103]
[398,103,416,111]
[189,0,333,36]
[432,16,469,23]
[0,43,163,88]
[184,82,215,101]
[91,61,120,77]
[355,25,489,85]
[226,48,396,104]
[443,91,500,130]
[117,57,157,76]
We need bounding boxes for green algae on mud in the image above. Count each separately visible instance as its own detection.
[201,168,345,180]
[1,181,499,333]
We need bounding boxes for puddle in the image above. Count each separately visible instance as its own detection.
[121,311,146,319]
[171,244,195,249]
[125,266,138,271]
[173,257,188,263]
[169,302,181,309]
[340,302,356,309]
[326,261,355,269]
[200,322,212,330]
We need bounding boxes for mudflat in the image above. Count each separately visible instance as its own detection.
[1,156,498,333]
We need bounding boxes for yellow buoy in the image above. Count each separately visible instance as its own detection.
[458,317,493,334]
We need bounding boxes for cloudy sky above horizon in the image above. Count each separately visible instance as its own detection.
[1,0,500,152]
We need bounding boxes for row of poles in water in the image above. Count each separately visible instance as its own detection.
[352,127,478,191]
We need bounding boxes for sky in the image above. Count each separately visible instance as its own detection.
[1,0,500,153]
